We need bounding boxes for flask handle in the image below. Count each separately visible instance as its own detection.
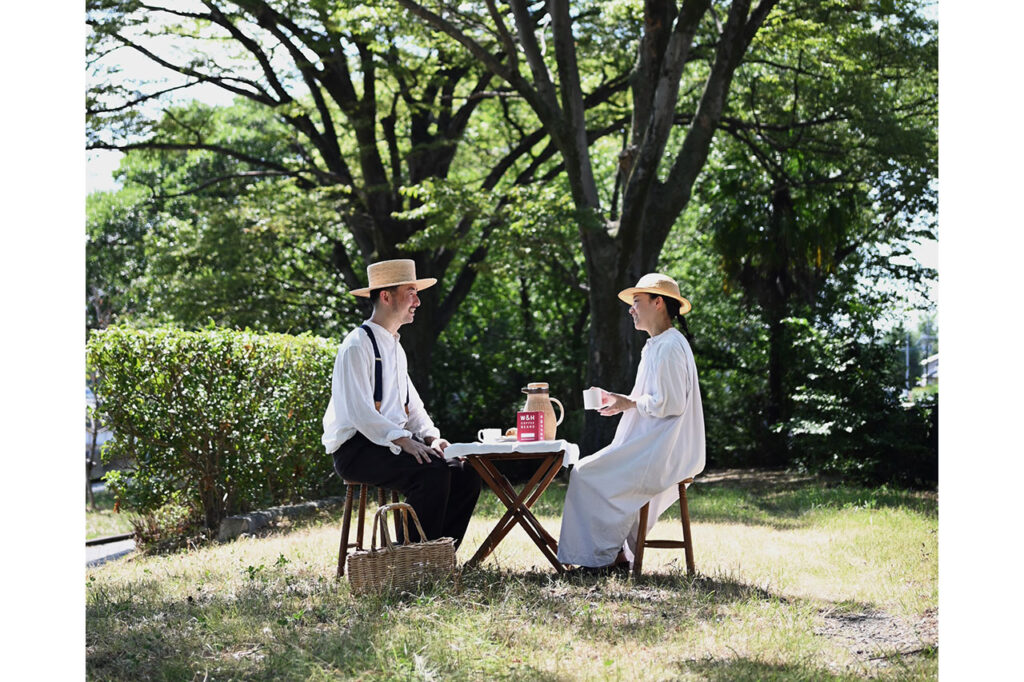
[550,397,564,425]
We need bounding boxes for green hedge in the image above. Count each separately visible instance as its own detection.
[87,326,338,530]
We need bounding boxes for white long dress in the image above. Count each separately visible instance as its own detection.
[557,327,705,567]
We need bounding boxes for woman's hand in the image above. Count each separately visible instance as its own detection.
[597,390,635,416]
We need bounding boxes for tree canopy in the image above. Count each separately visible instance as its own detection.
[87,0,937,475]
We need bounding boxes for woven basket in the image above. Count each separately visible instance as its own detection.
[346,502,455,596]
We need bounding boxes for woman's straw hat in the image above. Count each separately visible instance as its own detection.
[349,259,437,297]
[617,273,692,314]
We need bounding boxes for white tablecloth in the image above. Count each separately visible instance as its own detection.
[444,439,579,467]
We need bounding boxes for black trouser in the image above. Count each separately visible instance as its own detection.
[332,432,481,549]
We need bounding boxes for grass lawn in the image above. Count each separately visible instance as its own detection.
[85,469,937,681]
[87,488,136,540]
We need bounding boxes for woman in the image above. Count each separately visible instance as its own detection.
[557,273,706,572]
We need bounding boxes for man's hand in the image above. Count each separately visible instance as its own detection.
[597,391,636,417]
[429,438,450,454]
[393,436,442,464]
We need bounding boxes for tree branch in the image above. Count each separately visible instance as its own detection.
[394,0,554,123]
[231,0,348,173]
[87,82,198,114]
[152,170,308,199]
[657,1,780,227]
[618,0,710,237]
[102,30,276,105]
[202,0,292,102]
[394,0,513,84]
[549,0,598,207]
[87,140,309,179]
[484,0,519,73]
[509,0,560,116]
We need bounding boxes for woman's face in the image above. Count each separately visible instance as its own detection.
[629,294,659,332]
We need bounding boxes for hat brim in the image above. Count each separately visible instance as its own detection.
[618,287,692,315]
[350,277,438,298]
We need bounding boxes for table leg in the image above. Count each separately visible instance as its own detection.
[465,458,530,565]
[490,455,562,552]
[476,453,554,543]
[466,453,565,572]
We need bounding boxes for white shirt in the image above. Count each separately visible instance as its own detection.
[557,327,706,567]
[321,320,441,454]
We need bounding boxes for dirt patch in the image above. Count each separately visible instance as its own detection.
[815,606,937,670]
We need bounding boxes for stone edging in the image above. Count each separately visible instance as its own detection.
[217,496,346,542]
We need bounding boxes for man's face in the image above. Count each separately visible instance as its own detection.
[629,293,658,332]
[389,284,421,326]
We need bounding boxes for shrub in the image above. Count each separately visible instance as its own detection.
[130,496,205,552]
[87,325,338,531]
[786,328,938,488]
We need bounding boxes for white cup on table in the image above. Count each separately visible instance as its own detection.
[477,428,502,443]
[582,387,603,410]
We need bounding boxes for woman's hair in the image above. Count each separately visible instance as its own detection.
[653,294,695,349]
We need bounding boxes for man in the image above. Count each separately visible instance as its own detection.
[557,273,706,572]
[322,259,481,547]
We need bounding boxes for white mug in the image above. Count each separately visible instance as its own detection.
[582,387,603,410]
[477,428,502,443]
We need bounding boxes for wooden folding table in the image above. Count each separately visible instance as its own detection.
[444,440,579,573]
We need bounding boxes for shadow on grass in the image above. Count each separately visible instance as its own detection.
[86,466,938,680]
[677,656,869,681]
[455,564,881,649]
[86,567,401,681]
[228,467,937,547]
[469,468,937,532]
[86,528,924,680]
[676,469,937,531]
[676,645,937,682]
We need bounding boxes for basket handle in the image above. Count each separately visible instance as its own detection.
[372,502,429,551]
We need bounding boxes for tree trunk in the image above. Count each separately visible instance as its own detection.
[402,288,438,396]
[86,459,96,510]
[202,476,223,532]
[87,423,98,509]
[580,232,660,455]
[764,307,789,465]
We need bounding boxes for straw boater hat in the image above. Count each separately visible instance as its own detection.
[617,273,692,315]
[349,259,437,297]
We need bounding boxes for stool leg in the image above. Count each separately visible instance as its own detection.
[337,483,356,578]
[679,482,695,576]
[633,503,650,580]
[356,484,368,550]
[376,487,396,544]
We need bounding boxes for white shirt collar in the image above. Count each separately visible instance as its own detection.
[646,327,676,347]
[364,319,400,342]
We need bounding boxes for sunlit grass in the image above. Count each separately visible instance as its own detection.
[86,471,937,680]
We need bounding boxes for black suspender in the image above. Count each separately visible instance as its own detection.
[360,324,410,414]
[360,324,384,411]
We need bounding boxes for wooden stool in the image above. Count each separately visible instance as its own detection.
[632,477,695,579]
[336,481,405,577]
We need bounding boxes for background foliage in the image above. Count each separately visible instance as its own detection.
[86,0,939,526]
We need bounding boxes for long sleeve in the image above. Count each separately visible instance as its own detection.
[632,342,690,419]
